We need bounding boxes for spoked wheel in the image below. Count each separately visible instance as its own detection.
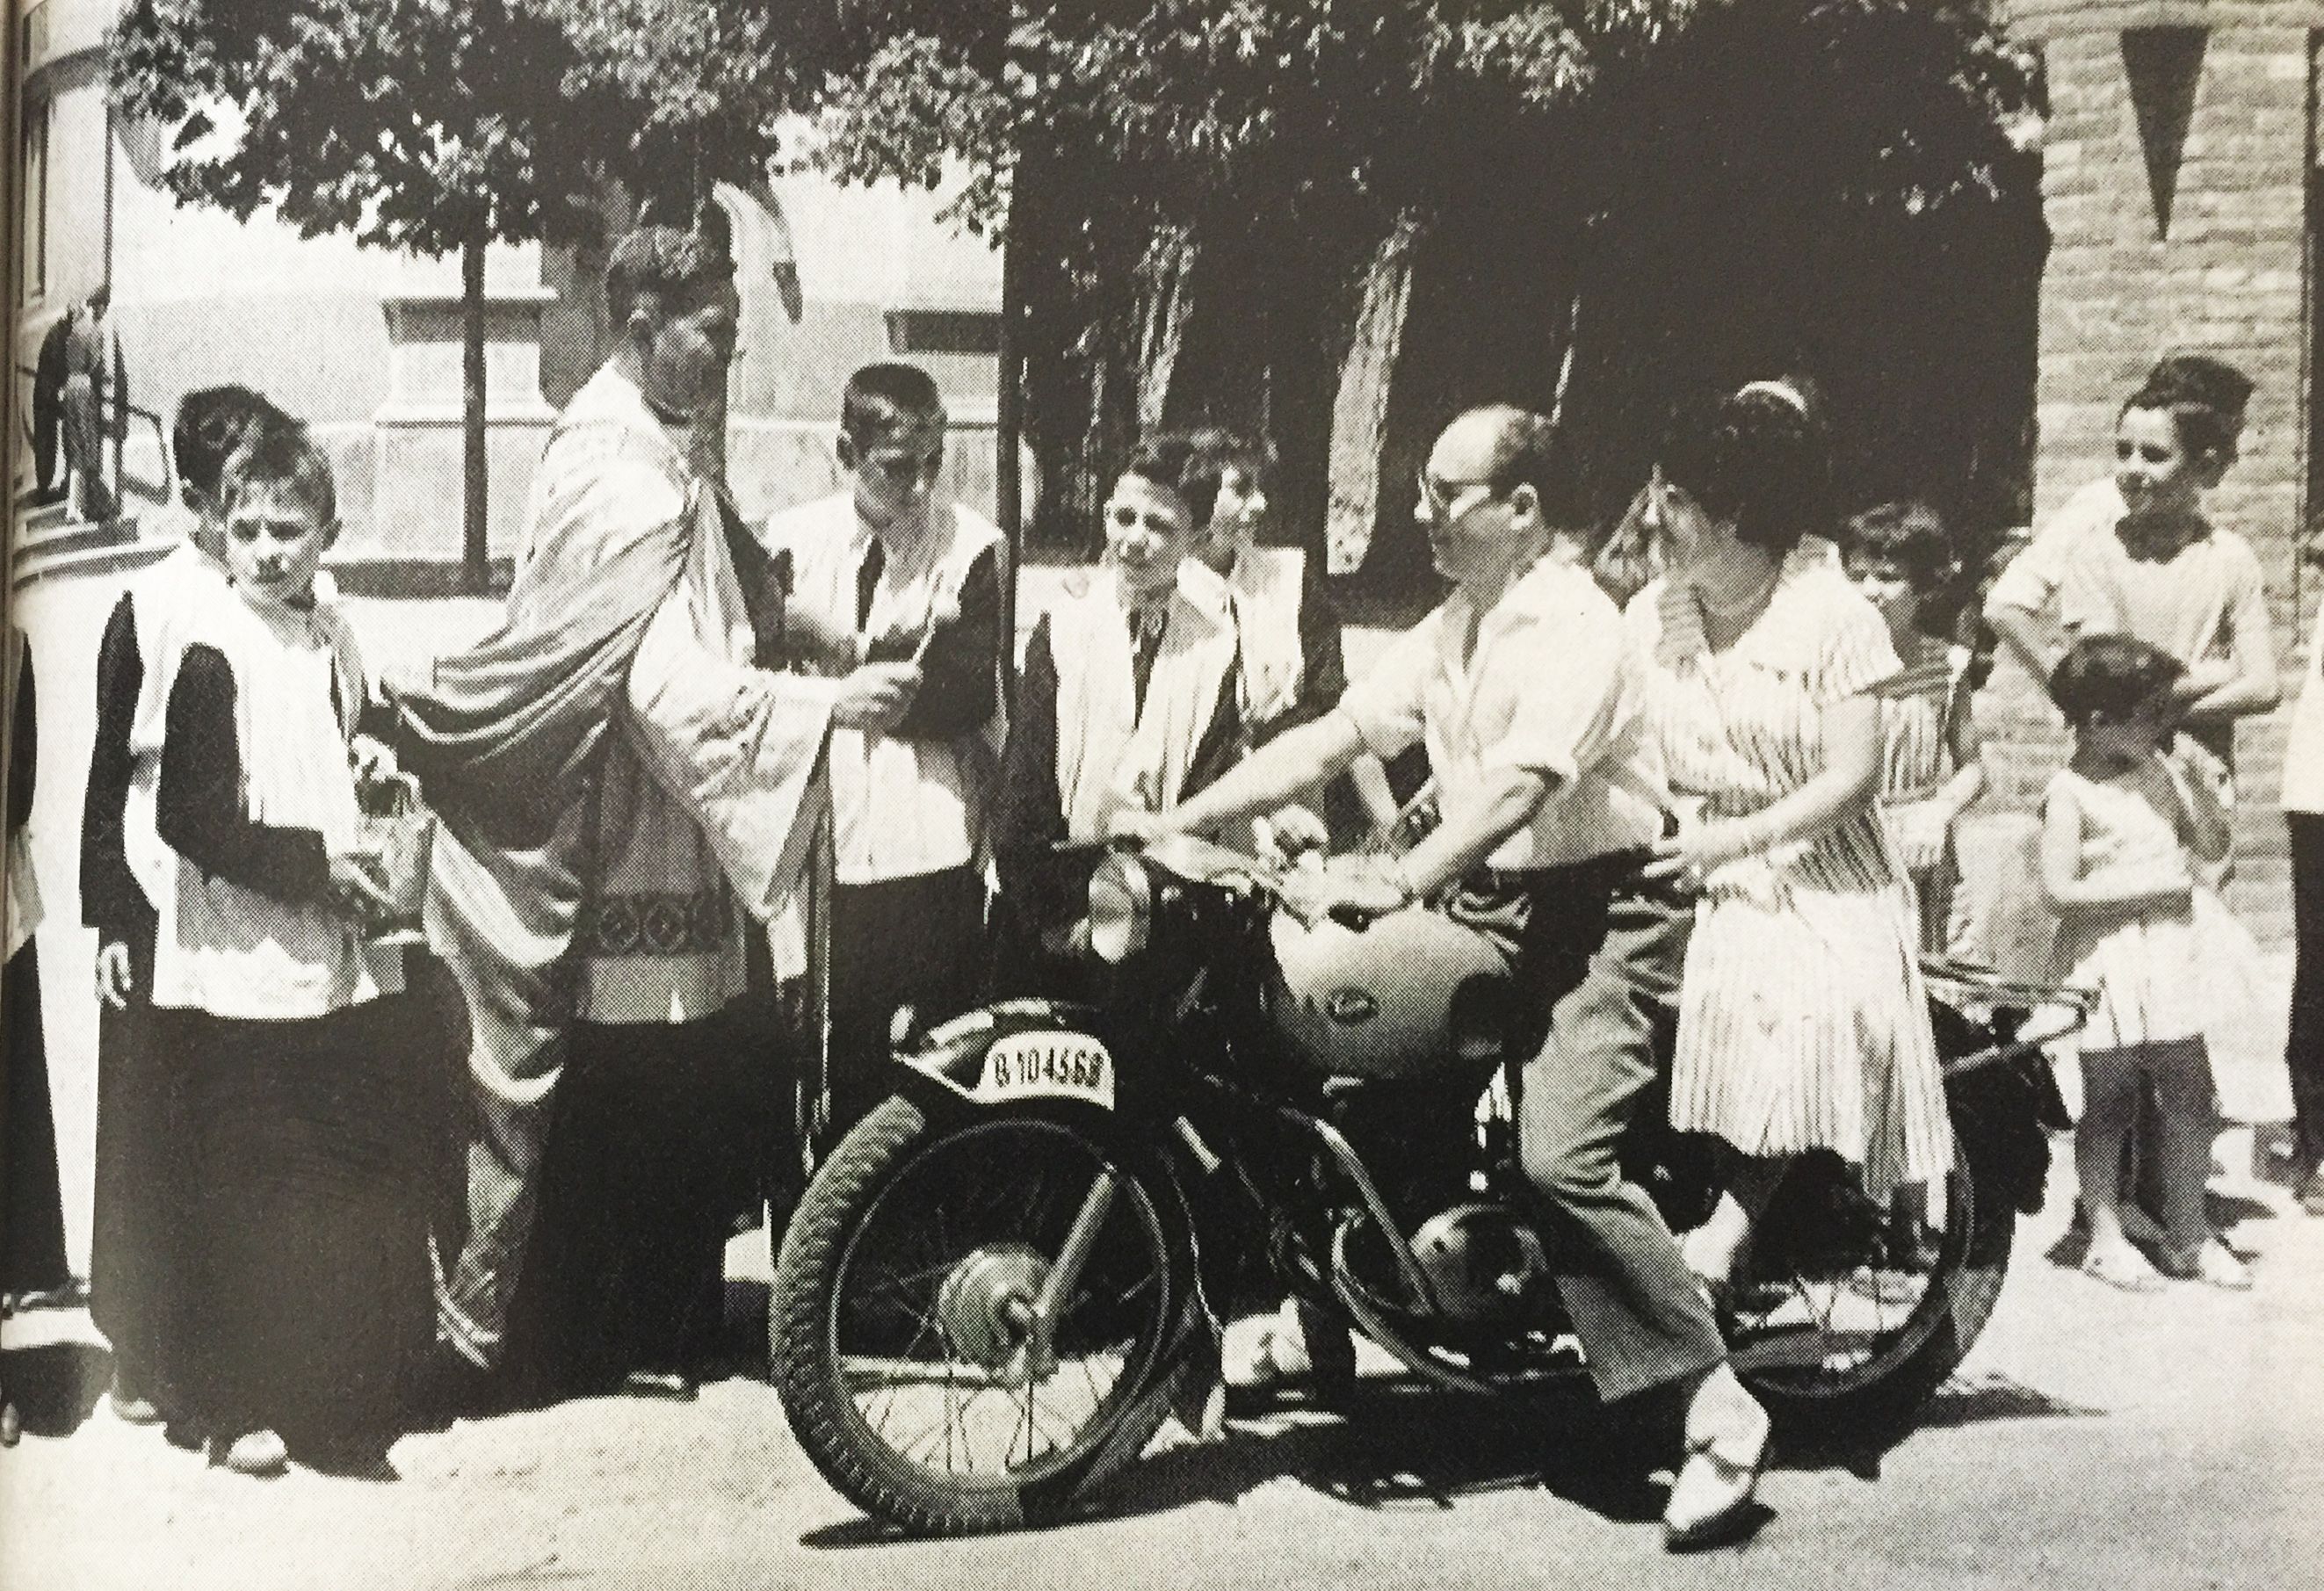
[1729,1136,2011,1436]
[771,1100,1182,1535]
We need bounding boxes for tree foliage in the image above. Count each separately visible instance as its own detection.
[111,1,612,253]
[789,2,2033,237]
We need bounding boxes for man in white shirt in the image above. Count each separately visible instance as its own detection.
[762,365,1006,1138]
[1143,406,1768,1550]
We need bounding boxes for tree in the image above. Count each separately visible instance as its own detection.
[109,0,800,591]
[793,3,2038,580]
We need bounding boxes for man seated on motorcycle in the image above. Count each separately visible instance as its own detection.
[1125,405,1772,1551]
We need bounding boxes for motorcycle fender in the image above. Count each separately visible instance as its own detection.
[890,999,1132,1121]
[1945,1057,2059,1216]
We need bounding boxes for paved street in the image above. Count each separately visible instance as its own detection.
[4,1156,2320,1591]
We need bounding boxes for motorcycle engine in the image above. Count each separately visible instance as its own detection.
[1264,904,1515,1081]
[1408,1204,1549,1324]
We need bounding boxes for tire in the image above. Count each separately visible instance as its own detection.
[1735,1132,2014,1440]
[770,1098,1183,1536]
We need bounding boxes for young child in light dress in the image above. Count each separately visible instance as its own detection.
[2040,634,2248,1291]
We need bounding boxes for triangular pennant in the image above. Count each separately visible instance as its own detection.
[2121,26,2207,241]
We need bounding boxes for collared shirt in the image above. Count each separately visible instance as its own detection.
[1341,556,1668,871]
[761,494,1004,886]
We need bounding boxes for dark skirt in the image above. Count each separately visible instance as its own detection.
[3,943,70,1296]
[507,1009,780,1392]
[89,915,184,1399]
[166,998,434,1450]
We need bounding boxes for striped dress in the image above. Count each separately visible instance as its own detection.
[1875,633,1973,951]
[1631,552,1952,1199]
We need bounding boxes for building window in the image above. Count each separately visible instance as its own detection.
[20,94,48,304]
[885,309,1002,358]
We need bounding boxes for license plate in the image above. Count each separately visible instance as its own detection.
[974,1031,1116,1110]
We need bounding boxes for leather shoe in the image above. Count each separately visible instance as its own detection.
[108,1390,163,1426]
[215,1428,289,1478]
[1664,1371,1771,1551]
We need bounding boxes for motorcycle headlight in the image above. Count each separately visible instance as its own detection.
[1087,854,1154,964]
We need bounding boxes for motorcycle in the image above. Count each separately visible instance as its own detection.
[769,834,2090,1537]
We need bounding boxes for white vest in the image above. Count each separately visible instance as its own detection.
[1051,566,1237,840]
[764,495,1006,885]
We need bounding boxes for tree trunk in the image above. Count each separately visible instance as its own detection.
[461,236,490,595]
[1133,223,1198,435]
[1325,212,1422,577]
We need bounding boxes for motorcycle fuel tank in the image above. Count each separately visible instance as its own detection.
[1264,904,1514,1081]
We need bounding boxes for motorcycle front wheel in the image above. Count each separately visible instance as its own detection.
[771,1099,1182,1536]
[1728,1132,2010,1439]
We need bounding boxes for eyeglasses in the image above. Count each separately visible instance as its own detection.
[1418,470,1501,519]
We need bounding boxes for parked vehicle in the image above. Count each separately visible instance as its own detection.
[770,835,2089,1536]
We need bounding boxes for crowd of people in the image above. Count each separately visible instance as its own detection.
[2,221,2319,1547]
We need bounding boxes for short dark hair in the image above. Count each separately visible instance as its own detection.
[605,225,735,329]
[841,363,945,443]
[1659,376,1835,555]
[173,386,300,503]
[1842,500,1954,592]
[2048,633,2185,729]
[1184,427,1276,496]
[220,424,337,528]
[1122,433,1220,530]
[2124,353,2254,466]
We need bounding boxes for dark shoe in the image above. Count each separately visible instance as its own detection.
[622,1370,699,1402]
[411,1346,507,1425]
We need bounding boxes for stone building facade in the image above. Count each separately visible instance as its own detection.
[1994,0,2320,944]
[13,0,1005,577]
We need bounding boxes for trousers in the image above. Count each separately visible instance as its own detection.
[1491,860,1727,1404]
[2285,814,2324,1172]
[825,866,985,1139]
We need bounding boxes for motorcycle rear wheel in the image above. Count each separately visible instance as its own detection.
[1732,1133,2009,1438]
[770,1100,1181,1536]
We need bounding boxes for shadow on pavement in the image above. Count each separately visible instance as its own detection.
[2,1340,112,1437]
[1777,1370,2098,1480]
[1915,1372,2099,1430]
[787,1366,2094,1545]
[1098,1378,1670,1526]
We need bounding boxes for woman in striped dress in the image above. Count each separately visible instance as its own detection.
[1636,380,1951,1298]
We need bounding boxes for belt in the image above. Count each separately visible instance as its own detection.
[1473,845,1654,898]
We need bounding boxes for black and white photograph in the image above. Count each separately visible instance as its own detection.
[2,3,2321,1587]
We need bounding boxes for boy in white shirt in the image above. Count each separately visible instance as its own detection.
[762,365,1005,1137]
